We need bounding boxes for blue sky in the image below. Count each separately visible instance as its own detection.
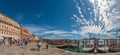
[0,0,120,39]
[0,0,77,30]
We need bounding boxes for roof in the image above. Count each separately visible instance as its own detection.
[0,13,20,27]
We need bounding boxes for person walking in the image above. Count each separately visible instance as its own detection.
[46,43,48,49]
[37,40,42,51]
[9,38,12,46]
[24,39,28,48]
[5,39,9,47]
[19,39,23,47]
[0,37,3,46]
[0,39,3,46]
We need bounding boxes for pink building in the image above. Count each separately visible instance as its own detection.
[21,26,31,41]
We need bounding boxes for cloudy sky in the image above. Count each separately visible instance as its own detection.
[0,0,120,39]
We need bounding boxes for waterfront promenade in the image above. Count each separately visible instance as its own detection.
[0,42,120,55]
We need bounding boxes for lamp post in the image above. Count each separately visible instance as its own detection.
[78,40,80,52]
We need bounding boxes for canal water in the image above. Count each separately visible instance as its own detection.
[58,46,83,53]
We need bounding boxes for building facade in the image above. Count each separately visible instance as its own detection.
[21,26,31,41]
[31,35,39,41]
[0,13,21,40]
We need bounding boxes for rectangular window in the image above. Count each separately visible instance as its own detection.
[2,31,3,34]
[0,25,1,29]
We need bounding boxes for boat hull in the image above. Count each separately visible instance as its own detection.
[109,45,120,52]
[83,47,94,53]
[109,48,120,52]
[97,47,109,53]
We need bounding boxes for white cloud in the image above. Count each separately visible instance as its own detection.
[44,30,67,35]
[59,34,73,37]
[24,24,48,33]
[35,13,43,19]
[71,30,78,34]
[80,25,102,34]
[15,14,24,21]
[72,0,120,38]
[24,24,82,39]
[117,32,120,35]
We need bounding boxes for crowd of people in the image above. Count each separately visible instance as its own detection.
[0,38,27,47]
[0,38,45,51]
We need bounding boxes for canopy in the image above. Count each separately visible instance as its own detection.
[13,37,21,40]
[0,37,3,40]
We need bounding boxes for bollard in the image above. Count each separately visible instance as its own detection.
[46,44,48,49]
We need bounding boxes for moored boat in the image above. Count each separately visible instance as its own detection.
[97,39,109,53]
[109,39,120,52]
[82,39,95,53]
[83,45,94,53]
[109,45,120,52]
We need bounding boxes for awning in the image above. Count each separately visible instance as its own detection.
[0,37,3,40]
[13,37,21,40]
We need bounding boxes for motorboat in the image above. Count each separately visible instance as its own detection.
[109,45,120,52]
[83,45,94,53]
[97,39,109,53]
[82,39,95,53]
[109,39,120,52]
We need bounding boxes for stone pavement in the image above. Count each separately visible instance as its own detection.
[0,42,120,55]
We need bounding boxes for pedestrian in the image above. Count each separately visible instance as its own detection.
[46,43,48,49]
[5,39,9,46]
[24,39,28,48]
[0,39,3,46]
[37,40,42,51]
[9,39,12,46]
[19,39,23,47]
